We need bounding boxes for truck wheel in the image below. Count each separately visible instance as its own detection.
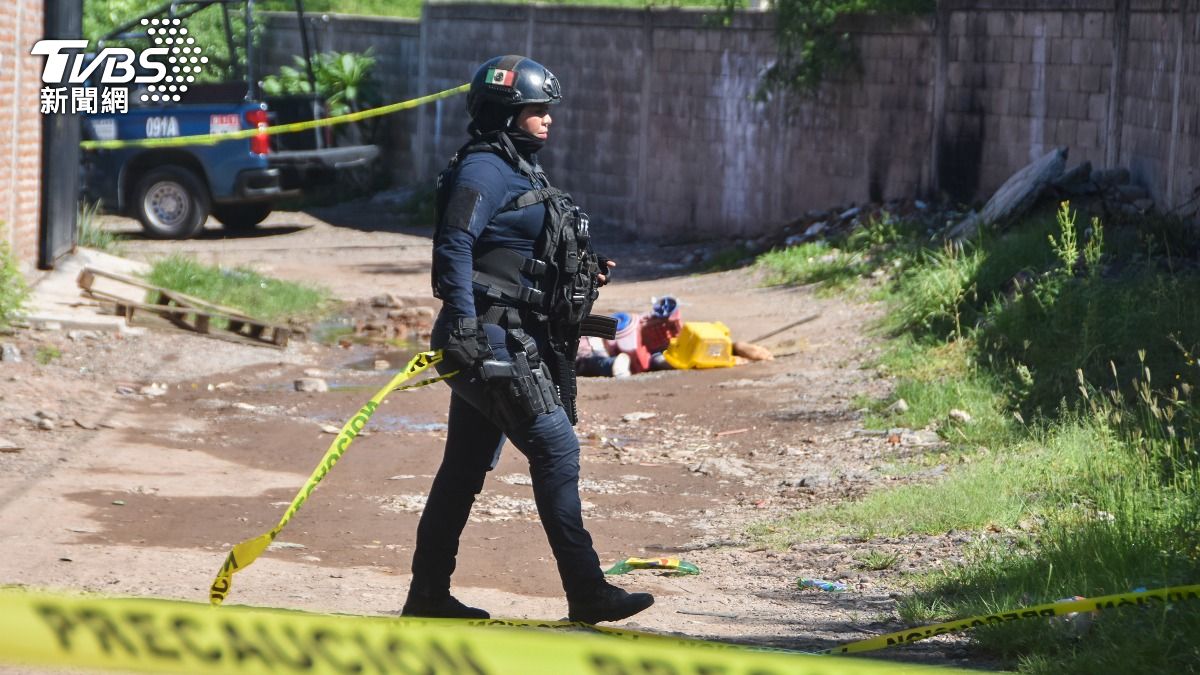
[213,203,272,231]
[132,166,210,239]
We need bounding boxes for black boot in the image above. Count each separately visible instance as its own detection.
[401,590,490,619]
[567,582,654,624]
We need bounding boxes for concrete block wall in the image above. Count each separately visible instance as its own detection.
[414,5,933,240]
[941,5,1116,200]
[0,0,45,272]
[261,2,1200,241]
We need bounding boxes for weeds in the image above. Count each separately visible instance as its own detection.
[76,200,122,253]
[753,202,1200,672]
[757,241,866,290]
[144,254,333,325]
[855,550,902,571]
[0,239,28,328]
[34,345,61,365]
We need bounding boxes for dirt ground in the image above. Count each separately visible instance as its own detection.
[0,207,988,670]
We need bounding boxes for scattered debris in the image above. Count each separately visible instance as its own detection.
[622,411,657,423]
[691,457,753,478]
[295,378,329,393]
[111,500,126,506]
[948,409,973,424]
[886,398,910,414]
[605,557,701,576]
[715,427,750,437]
[267,541,307,551]
[1,344,20,362]
[321,425,340,434]
[340,295,436,344]
[0,438,21,453]
[798,577,847,592]
[139,383,168,397]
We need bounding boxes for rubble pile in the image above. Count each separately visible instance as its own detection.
[689,145,1176,268]
[348,294,435,342]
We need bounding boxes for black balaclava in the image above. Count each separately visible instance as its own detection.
[469,102,546,158]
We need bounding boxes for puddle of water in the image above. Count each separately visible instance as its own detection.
[308,412,446,433]
[342,348,423,372]
[312,315,425,349]
[310,316,356,345]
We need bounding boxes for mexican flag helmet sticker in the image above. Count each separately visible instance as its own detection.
[486,68,516,87]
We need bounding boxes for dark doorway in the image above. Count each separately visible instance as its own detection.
[39,0,83,269]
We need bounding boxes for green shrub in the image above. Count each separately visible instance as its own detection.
[0,239,28,328]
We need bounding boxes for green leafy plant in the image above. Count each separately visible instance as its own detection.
[84,0,257,84]
[261,50,379,117]
[1048,201,1080,277]
[714,0,935,98]
[0,239,28,329]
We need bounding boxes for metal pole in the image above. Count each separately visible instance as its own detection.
[294,0,323,148]
[246,0,257,101]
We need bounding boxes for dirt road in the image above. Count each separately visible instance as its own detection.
[0,208,981,668]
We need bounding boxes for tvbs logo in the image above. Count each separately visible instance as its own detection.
[33,18,206,105]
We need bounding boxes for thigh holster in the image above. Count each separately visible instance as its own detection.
[477,328,562,428]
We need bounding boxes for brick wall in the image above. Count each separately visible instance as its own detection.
[262,2,1200,241]
[0,0,44,273]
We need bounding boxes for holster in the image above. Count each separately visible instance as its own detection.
[477,329,561,428]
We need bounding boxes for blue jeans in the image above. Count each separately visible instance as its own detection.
[410,315,605,599]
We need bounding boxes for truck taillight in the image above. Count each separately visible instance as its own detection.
[245,109,270,155]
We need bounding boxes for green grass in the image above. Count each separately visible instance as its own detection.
[35,345,62,365]
[77,201,123,254]
[143,254,333,325]
[757,241,868,290]
[753,202,1200,673]
[755,424,1100,542]
[855,550,902,571]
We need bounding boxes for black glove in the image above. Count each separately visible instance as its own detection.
[441,317,492,371]
[596,255,614,286]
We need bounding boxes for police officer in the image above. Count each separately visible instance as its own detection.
[401,55,654,624]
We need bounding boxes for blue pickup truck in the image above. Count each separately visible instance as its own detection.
[81,0,378,239]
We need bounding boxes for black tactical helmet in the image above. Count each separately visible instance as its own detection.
[467,55,562,121]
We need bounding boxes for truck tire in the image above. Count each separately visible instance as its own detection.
[132,166,210,239]
[213,203,272,231]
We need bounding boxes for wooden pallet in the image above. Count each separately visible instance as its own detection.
[77,267,293,348]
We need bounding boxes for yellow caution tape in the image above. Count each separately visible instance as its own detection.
[81,83,470,151]
[209,350,456,606]
[0,588,971,674]
[824,584,1200,655]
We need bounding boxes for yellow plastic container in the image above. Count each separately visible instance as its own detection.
[662,321,736,369]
